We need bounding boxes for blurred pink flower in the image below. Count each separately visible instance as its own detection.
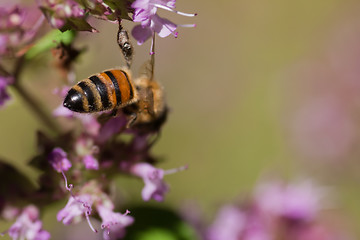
[57,194,93,225]
[8,205,50,240]
[75,136,99,170]
[291,95,355,161]
[206,205,246,240]
[254,179,327,221]
[38,0,85,29]
[48,147,72,173]
[0,5,44,57]
[82,154,99,170]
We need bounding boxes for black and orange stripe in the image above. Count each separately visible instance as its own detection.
[63,69,136,113]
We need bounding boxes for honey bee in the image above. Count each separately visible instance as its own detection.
[63,22,167,132]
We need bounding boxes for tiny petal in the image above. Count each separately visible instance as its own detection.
[132,24,153,45]
[152,15,177,38]
[48,147,72,172]
[83,155,99,170]
[96,115,127,144]
[97,205,134,240]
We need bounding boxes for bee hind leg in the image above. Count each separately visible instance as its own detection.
[126,113,137,129]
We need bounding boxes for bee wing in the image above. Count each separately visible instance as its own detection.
[138,54,155,81]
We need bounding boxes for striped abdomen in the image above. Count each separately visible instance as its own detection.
[63,69,136,113]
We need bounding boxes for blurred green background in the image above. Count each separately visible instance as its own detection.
[1,0,360,238]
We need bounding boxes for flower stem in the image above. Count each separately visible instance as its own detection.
[12,82,62,134]
[9,57,62,135]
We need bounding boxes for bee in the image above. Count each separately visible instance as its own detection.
[63,22,167,133]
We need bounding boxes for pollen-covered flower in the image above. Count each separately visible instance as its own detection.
[0,76,13,108]
[97,205,134,240]
[8,205,50,240]
[129,162,187,201]
[131,0,196,54]
[48,147,72,173]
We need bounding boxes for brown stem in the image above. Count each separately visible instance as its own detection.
[12,82,62,134]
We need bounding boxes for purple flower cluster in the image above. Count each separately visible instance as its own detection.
[0,5,44,58]
[205,179,353,240]
[132,0,196,54]
[42,96,186,237]
[38,0,85,29]
[6,205,50,240]
[0,4,44,108]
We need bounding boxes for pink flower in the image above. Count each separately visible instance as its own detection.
[38,0,85,29]
[82,155,99,170]
[130,162,169,201]
[48,147,72,173]
[97,205,134,240]
[131,0,196,54]
[291,95,355,162]
[130,162,187,201]
[96,115,128,144]
[0,5,44,57]
[75,136,99,170]
[8,205,50,240]
[206,205,246,240]
[53,105,101,136]
[254,179,327,221]
[57,194,93,225]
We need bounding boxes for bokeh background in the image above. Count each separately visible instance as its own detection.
[1,0,360,238]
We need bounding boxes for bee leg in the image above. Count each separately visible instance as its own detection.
[110,108,118,117]
[126,113,137,128]
[97,108,119,124]
[117,19,133,68]
[147,132,161,148]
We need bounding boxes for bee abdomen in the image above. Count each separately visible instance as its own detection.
[63,69,136,113]
[102,69,135,107]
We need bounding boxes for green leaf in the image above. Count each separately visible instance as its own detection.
[104,0,134,20]
[60,17,97,32]
[25,30,77,60]
[123,206,199,240]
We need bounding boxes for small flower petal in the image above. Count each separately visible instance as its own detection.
[83,155,99,170]
[97,205,134,240]
[48,147,72,172]
[132,24,153,45]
